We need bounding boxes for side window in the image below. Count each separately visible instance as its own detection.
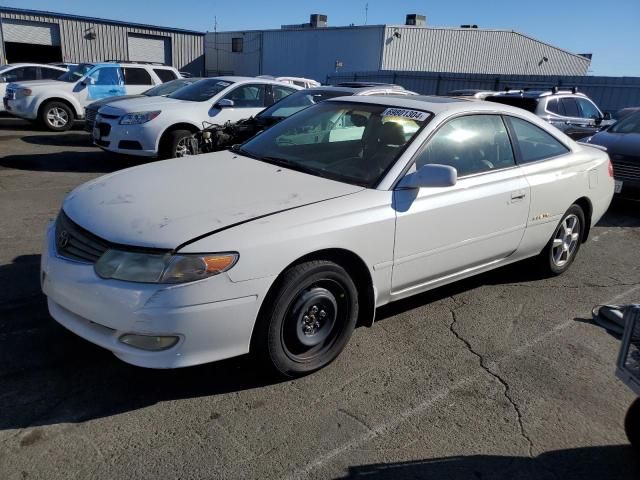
[559,98,580,117]
[546,99,560,114]
[576,98,601,119]
[88,67,123,86]
[223,84,266,108]
[153,68,177,83]
[416,115,515,177]
[41,67,63,80]
[272,85,297,103]
[507,116,570,163]
[123,67,153,85]
[4,66,38,82]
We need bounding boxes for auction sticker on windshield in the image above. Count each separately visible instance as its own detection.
[382,108,429,121]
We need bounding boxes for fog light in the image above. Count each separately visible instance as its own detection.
[119,334,179,351]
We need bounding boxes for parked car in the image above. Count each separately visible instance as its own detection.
[585,110,640,197]
[0,63,67,113]
[42,95,613,376]
[92,76,300,159]
[486,88,613,140]
[258,75,320,88]
[614,106,640,122]
[192,84,417,155]
[4,62,181,131]
[85,77,202,132]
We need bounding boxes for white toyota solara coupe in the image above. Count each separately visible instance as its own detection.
[42,95,614,376]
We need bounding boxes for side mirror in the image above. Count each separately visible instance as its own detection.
[603,112,612,121]
[82,77,96,86]
[216,98,234,108]
[398,164,457,189]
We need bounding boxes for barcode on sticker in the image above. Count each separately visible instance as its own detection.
[382,108,429,122]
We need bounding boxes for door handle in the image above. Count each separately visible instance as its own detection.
[511,191,526,201]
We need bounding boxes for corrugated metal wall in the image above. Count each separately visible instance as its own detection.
[204,31,263,76]
[205,26,385,81]
[381,27,590,76]
[261,27,385,82]
[327,70,640,113]
[0,9,204,75]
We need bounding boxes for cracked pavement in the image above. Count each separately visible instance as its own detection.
[1,118,640,479]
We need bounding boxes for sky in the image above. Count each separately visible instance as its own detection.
[2,0,639,76]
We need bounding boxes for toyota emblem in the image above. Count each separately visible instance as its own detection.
[57,229,69,248]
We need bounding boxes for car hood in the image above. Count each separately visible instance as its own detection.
[88,94,146,109]
[7,80,65,89]
[63,150,364,249]
[589,130,640,158]
[99,96,191,114]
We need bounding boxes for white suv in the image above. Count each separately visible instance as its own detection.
[4,62,181,131]
[0,63,68,113]
[92,76,300,159]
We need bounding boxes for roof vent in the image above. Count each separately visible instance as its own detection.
[405,14,426,27]
[310,14,328,28]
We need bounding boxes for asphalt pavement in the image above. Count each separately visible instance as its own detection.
[0,117,639,479]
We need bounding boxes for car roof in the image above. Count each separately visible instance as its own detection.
[203,76,304,87]
[490,90,587,99]
[301,85,411,95]
[329,94,543,117]
[1,62,66,69]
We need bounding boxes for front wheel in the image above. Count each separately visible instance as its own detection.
[40,101,74,131]
[254,261,359,378]
[159,129,194,159]
[626,398,640,454]
[538,204,585,275]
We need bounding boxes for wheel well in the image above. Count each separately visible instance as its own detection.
[574,197,593,242]
[258,249,376,335]
[38,98,78,119]
[158,123,199,149]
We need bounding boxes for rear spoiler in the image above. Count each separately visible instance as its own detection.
[578,141,607,152]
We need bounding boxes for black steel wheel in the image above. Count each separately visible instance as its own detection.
[254,260,359,377]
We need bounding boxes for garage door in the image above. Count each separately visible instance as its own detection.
[1,19,61,45]
[127,34,171,65]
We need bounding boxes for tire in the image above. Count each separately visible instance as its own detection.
[625,398,640,454]
[159,129,194,159]
[254,260,359,378]
[40,101,74,132]
[538,204,585,275]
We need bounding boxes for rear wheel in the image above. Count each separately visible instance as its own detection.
[625,398,640,454]
[40,101,74,131]
[254,261,359,377]
[160,129,194,159]
[538,204,585,275]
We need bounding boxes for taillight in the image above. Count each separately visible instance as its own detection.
[607,158,614,178]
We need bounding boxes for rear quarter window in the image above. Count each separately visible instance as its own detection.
[507,116,570,163]
[153,68,177,83]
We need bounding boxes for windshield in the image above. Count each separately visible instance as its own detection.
[610,111,640,134]
[486,96,539,113]
[168,78,233,102]
[0,65,12,73]
[258,89,351,119]
[241,101,430,187]
[57,63,94,82]
[143,79,195,97]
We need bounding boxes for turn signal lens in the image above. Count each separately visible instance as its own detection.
[608,159,614,178]
[19,88,32,97]
[160,253,239,284]
[203,255,237,273]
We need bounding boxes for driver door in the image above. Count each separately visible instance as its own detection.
[391,114,530,298]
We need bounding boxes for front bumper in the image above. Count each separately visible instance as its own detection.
[3,96,38,120]
[92,115,159,157]
[41,223,274,368]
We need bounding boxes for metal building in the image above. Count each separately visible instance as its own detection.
[0,7,205,75]
[206,14,591,81]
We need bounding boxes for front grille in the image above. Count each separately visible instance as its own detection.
[85,107,97,131]
[611,157,640,183]
[55,211,110,263]
[97,122,111,137]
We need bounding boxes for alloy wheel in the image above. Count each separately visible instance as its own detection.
[551,214,581,267]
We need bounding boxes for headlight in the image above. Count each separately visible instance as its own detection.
[94,250,238,284]
[119,111,161,125]
[18,88,32,97]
